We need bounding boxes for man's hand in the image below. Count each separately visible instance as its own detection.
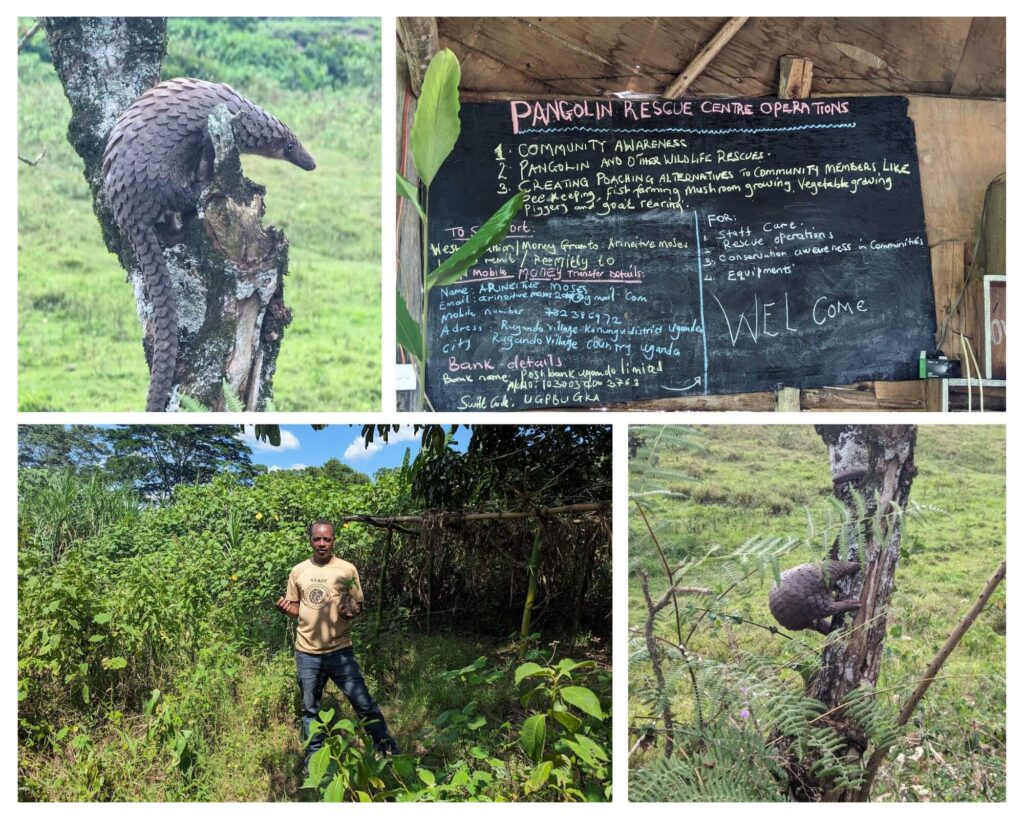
[275,597,299,618]
[338,597,362,620]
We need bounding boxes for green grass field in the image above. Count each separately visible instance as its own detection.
[629,425,1006,801]
[17,19,381,411]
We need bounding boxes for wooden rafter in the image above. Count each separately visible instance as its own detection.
[664,17,748,99]
[337,500,610,530]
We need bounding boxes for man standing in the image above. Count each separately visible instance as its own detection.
[276,519,399,775]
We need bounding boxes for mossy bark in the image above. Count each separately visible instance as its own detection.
[43,17,290,411]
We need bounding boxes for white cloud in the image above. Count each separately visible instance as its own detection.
[268,462,307,472]
[344,437,381,461]
[343,425,419,461]
[239,426,301,453]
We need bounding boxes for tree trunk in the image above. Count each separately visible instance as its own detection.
[374,527,394,641]
[43,17,291,411]
[790,425,918,801]
[519,524,543,647]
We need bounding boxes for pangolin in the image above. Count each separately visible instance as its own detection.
[101,77,316,411]
[768,559,861,635]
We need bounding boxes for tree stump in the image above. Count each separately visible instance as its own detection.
[43,16,291,410]
[785,425,919,801]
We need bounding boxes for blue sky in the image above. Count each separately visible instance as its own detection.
[236,425,471,479]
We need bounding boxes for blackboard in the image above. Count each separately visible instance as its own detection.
[426,96,936,410]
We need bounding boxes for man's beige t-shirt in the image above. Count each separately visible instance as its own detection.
[285,557,364,654]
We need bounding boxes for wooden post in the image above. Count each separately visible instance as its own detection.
[778,55,813,99]
[426,535,434,635]
[374,526,393,641]
[519,524,543,648]
[396,17,439,97]
[773,56,814,412]
[928,241,968,411]
[663,17,748,99]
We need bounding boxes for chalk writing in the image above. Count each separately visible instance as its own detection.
[425,97,936,409]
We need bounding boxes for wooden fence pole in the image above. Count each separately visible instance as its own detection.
[374,526,393,641]
[519,523,544,648]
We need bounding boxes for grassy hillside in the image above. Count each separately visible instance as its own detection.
[629,425,1005,801]
[17,18,381,411]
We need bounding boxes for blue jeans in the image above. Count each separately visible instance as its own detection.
[295,647,396,762]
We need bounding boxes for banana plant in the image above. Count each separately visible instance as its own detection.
[396,49,525,410]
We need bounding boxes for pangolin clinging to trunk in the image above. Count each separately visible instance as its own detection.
[102,77,316,411]
[768,559,862,635]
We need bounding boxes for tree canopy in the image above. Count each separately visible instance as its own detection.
[19,425,264,499]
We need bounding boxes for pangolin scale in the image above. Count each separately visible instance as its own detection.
[102,77,315,411]
[768,559,861,635]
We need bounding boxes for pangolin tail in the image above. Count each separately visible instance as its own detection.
[127,223,178,411]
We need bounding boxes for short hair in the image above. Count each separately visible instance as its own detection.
[307,519,335,537]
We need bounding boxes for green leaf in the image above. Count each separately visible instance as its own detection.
[418,767,436,786]
[396,173,426,222]
[396,292,424,362]
[520,713,546,763]
[81,683,89,704]
[425,193,525,290]
[92,612,112,625]
[323,775,346,802]
[528,760,553,792]
[551,709,582,734]
[177,394,209,412]
[559,686,603,719]
[88,634,106,643]
[555,658,595,675]
[102,656,127,670]
[410,48,461,187]
[392,755,416,781]
[307,746,330,787]
[520,683,547,708]
[318,708,335,724]
[564,734,608,766]
[514,661,547,686]
[222,381,244,412]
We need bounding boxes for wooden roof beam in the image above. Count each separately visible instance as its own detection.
[664,17,749,99]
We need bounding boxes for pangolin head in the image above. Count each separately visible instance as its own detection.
[235,106,316,171]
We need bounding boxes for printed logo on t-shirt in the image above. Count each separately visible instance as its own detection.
[303,582,330,609]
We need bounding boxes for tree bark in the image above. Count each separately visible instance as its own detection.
[790,425,918,801]
[43,17,291,411]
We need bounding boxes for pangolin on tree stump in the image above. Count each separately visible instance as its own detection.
[102,77,316,411]
[769,560,862,635]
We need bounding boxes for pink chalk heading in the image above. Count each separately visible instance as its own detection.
[509,99,852,134]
